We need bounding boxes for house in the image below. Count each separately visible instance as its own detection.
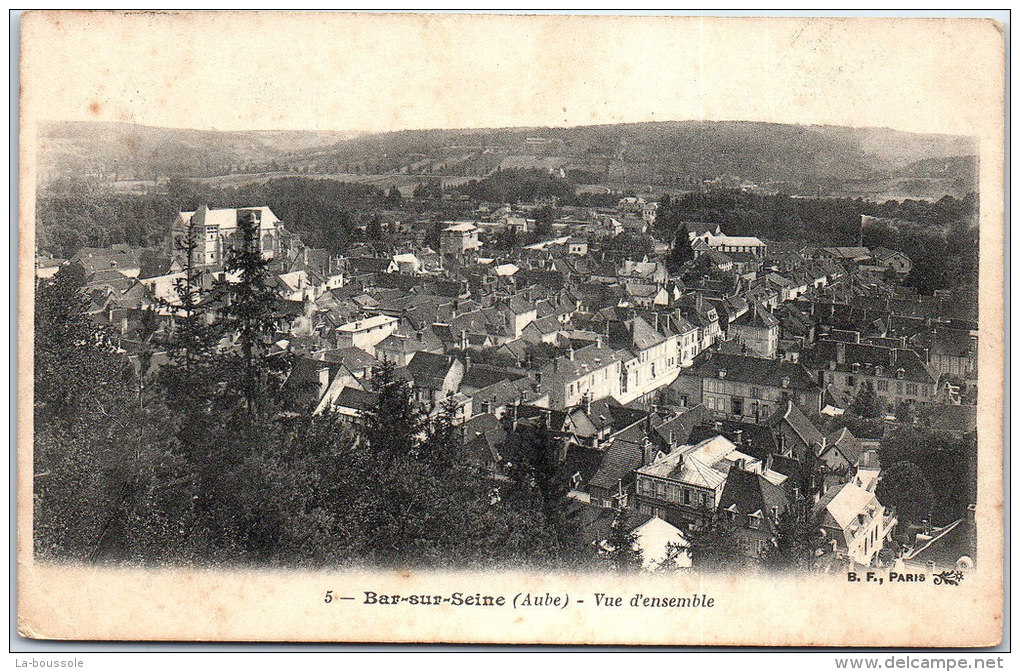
[403,351,464,408]
[634,434,784,529]
[727,304,780,359]
[870,247,913,275]
[375,333,438,367]
[71,243,147,277]
[716,466,791,559]
[566,237,589,256]
[329,386,379,424]
[767,400,825,461]
[587,423,649,508]
[321,346,378,382]
[801,341,938,409]
[673,353,822,422]
[818,427,864,475]
[334,314,400,355]
[897,507,976,574]
[460,412,508,475]
[440,222,481,256]
[538,345,626,410]
[815,481,896,567]
[601,316,681,405]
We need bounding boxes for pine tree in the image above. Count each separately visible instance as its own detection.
[216,210,287,416]
[686,514,747,571]
[158,222,221,408]
[851,380,883,418]
[361,361,423,461]
[605,506,643,572]
[765,504,823,572]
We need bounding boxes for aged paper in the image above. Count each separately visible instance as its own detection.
[17,12,1005,645]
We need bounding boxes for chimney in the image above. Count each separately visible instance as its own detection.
[890,349,898,366]
[460,329,468,350]
[465,354,471,371]
[734,428,743,445]
[643,439,660,467]
[714,420,724,434]
[836,342,846,364]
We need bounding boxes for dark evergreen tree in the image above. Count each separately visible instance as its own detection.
[876,461,936,530]
[686,514,748,571]
[851,380,883,418]
[215,210,288,416]
[604,507,643,572]
[361,361,424,461]
[665,224,695,274]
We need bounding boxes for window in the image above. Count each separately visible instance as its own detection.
[877,380,889,392]
[684,489,691,505]
[751,387,761,399]
[906,383,918,396]
[731,397,744,417]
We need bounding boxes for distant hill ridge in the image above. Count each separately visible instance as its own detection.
[37,119,977,199]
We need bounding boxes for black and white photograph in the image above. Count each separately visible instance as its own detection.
[15,11,1006,647]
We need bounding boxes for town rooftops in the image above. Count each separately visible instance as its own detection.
[336,314,399,333]
[541,345,626,382]
[688,353,819,391]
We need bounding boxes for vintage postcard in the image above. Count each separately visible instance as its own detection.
[17,12,1005,646]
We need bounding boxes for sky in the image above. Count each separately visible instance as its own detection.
[20,12,1005,137]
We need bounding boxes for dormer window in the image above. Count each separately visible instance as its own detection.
[724,503,737,522]
[718,368,727,379]
[748,510,763,529]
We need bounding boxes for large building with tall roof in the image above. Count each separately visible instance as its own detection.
[170,205,285,267]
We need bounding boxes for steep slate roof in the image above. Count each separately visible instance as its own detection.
[717,467,790,537]
[649,404,711,451]
[688,353,819,391]
[903,516,976,568]
[826,427,863,465]
[588,435,646,493]
[815,482,880,550]
[405,352,458,387]
[687,419,777,462]
[731,304,780,329]
[461,363,526,391]
[321,346,378,372]
[334,387,379,412]
[461,413,507,465]
[801,341,936,384]
[767,400,825,448]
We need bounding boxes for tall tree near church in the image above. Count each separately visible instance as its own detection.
[159,222,221,408]
[217,210,287,416]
